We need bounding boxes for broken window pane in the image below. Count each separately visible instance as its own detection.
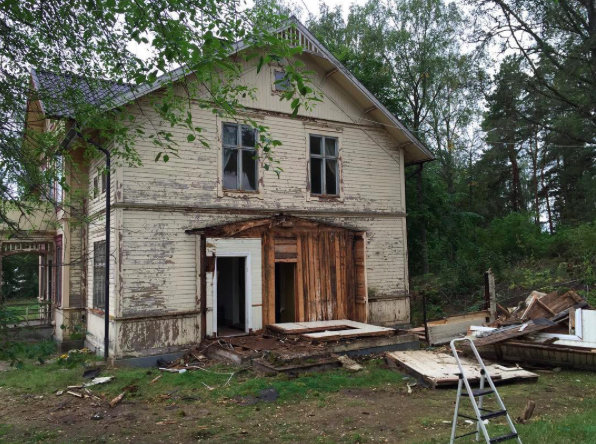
[223,148,238,189]
[274,70,290,91]
[310,135,322,155]
[241,126,256,147]
[325,159,338,195]
[325,138,337,156]
[242,150,257,191]
[223,123,237,146]
[311,158,322,194]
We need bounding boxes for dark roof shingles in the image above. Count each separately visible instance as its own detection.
[32,70,134,118]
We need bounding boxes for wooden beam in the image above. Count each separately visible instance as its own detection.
[364,106,377,114]
[325,67,339,79]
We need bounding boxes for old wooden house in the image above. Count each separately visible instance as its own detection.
[10,19,433,359]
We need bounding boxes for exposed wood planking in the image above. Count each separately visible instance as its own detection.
[386,350,538,388]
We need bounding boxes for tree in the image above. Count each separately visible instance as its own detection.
[481,56,528,214]
[471,0,596,144]
[0,0,317,230]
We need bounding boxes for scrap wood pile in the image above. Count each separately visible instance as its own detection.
[160,331,365,376]
[468,290,596,371]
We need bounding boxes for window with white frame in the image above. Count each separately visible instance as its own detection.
[93,240,106,309]
[273,69,290,91]
[309,134,339,196]
[222,123,258,191]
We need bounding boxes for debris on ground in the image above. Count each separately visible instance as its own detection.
[109,392,125,408]
[155,320,418,377]
[336,355,363,372]
[385,350,538,389]
[467,290,595,371]
[517,400,536,424]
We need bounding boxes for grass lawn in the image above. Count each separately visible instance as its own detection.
[2,298,44,322]
[0,347,595,443]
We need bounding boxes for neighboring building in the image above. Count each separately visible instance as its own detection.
[6,19,433,359]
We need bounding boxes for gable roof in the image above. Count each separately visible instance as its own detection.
[31,18,433,164]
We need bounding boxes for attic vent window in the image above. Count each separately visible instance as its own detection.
[273,70,290,92]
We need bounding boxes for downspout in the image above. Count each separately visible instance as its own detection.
[61,129,111,361]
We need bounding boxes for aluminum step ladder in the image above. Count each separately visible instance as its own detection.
[449,338,522,444]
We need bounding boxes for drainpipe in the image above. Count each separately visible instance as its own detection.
[62,129,111,360]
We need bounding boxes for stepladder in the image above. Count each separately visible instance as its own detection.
[449,338,522,444]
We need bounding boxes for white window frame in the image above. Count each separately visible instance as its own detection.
[221,122,259,192]
[212,252,252,336]
[309,133,340,197]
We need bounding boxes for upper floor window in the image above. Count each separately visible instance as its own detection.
[273,70,290,92]
[222,123,258,192]
[309,135,339,196]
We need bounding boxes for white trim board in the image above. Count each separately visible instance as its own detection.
[213,252,252,336]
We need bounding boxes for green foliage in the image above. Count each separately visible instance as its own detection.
[0,338,56,368]
[1,0,319,230]
[0,253,39,300]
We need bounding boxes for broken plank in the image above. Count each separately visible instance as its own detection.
[472,318,555,347]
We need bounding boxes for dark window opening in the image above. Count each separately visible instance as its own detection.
[222,123,258,191]
[93,240,106,309]
[216,257,246,336]
[310,134,339,196]
[93,176,99,199]
[275,262,296,323]
[274,70,290,91]
[55,237,62,306]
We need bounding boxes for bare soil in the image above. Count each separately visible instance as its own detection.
[0,366,594,444]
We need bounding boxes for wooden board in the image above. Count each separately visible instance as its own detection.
[426,311,490,345]
[386,350,538,388]
[472,318,555,347]
[522,291,585,320]
[479,340,596,371]
[270,319,395,342]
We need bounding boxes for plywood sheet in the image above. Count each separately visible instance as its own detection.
[426,311,490,345]
[270,319,395,341]
[386,350,538,388]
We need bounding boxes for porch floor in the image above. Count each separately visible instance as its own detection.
[191,320,419,371]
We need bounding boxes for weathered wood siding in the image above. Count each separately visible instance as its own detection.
[83,54,413,356]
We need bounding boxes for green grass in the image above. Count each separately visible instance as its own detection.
[0,357,407,403]
[80,358,407,403]
[516,398,596,444]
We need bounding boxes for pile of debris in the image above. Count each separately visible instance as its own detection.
[468,290,595,371]
[159,320,419,376]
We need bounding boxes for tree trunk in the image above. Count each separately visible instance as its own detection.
[507,146,524,212]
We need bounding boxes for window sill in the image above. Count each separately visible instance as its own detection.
[88,308,105,317]
[221,189,263,199]
[310,194,341,200]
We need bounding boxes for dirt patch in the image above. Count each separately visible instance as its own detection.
[0,367,594,443]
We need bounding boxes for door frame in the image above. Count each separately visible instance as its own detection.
[212,252,252,336]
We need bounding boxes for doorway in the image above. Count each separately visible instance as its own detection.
[215,257,246,336]
[275,262,296,323]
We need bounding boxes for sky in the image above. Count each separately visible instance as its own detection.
[294,0,367,18]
